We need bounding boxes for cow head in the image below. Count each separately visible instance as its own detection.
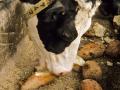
[20,0,101,76]
[20,0,78,54]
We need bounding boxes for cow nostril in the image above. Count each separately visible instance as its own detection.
[62,32,70,38]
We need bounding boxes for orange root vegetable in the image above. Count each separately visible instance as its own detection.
[21,72,56,90]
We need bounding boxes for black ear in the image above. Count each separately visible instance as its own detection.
[20,0,39,4]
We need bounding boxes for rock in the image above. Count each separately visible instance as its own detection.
[84,22,106,38]
[103,37,114,43]
[113,15,120,36]
[106,61,113,66]
[78,42,105,60]
[80,79,103,90]
[113,15,120,27]
[82,61,102,80]
[105,40,120,59]
[94,23,106,37]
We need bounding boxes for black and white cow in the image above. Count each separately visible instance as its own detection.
[19,0,101,89]
[0,0,101,89]
[21,0,100,75]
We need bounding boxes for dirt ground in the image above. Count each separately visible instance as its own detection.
[39,71,81,90]
[38,58,109,90]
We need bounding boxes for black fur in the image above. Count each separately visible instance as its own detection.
[20,0,40,4]
[100,0,120,16]
[20,0,78,54]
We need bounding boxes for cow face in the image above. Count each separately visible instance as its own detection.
[20,0,78,54]
[37,0,78,54]
[20,0,101,76]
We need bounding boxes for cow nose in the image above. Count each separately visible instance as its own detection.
[62,31,71,39]
[58,30,73,42]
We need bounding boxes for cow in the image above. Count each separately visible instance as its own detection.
[0,0,101,89]
[20,0,101,89]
